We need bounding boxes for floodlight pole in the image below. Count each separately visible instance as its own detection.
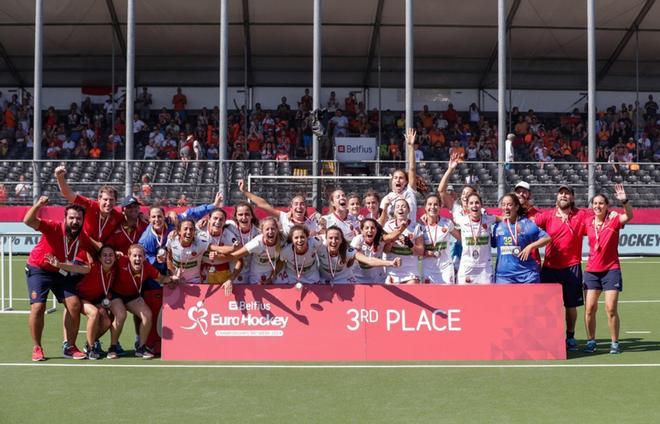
[219,0,228,199]
[125,0,135,196]
[33,0,43,201]
[405,0,413,157]
[497,0,506,200]
[312,0,321,209]
[587,0,596,201]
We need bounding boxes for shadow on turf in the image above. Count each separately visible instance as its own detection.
[568,338,660,357]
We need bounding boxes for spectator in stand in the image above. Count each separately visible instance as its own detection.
[15,175,31,202]
[300,88,312,112]
[388,137,402,161]
[136,87,152,121]
[329,109,349,138]
[133,113,147,145]
[448,140,465,160]
[276,97,291,120]
[89,142,102,159]
[345,92,357,117]
[505,133,515,168]
[435,112,448,130]
[275,145,289,161]
[326,91,340,114]
[141,175,153,201]
[644,94,658,120]
[158,107,171,126]
[46,140,61,159]
[466,140,478,161]
[103,95,116,124]
[172,87,187,121]
[246,127,263,160]
[444,103,458,126]
[144,138,158,159]
[418,105,434,130]
[469,103,480,124]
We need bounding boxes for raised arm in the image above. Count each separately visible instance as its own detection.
[23,195,49,230]
[355,252,401,269]
[238,179,280,217]
[54,166,77,203]
[405,128,417,190]
[614,183,633,225]
[438,152,460,206]
[44,253,91,274]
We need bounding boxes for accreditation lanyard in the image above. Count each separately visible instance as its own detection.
[62,235,80,262]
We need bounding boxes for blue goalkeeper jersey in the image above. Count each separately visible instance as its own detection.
[492,217,548,283]
[139,204,217,275]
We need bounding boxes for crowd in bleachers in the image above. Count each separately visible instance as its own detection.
[3,88,660,166]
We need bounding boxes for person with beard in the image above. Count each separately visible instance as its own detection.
[106,196,148,255]
[109,244,175,359]
[383,199,423,284]
[351,218,405,283]
[55,166,123,244]
[582,184,633,354]
[417,195,461,284]
[238,179,320,238]
[455,193,496,285]
[74,245,117,359]
[228,202,260,284]
[24,197,98,361]
[492,193,550,284]
[535,185,588,351]
[322,189,357,242]
[228,216,284,284]
[380,128,419,225]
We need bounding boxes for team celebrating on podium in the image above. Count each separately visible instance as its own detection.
[23,128,634,360]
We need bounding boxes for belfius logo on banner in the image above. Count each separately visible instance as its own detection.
[162,284,565,361]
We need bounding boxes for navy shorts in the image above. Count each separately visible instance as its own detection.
[541,264,584,308]
[26,265,79,304]
[583,269,623,292]
[110,291,141,305]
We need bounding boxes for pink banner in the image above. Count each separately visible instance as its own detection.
[162,284,566,361]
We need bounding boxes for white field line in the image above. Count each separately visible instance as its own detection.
[625,331,651,334]
[1,363,660,369]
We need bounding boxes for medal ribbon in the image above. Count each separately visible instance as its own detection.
[505,218,519,246]
[62,235,80,263]
[129,265,144,294]
[100,267,112,297]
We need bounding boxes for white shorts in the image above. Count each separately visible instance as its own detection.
[423,265,455,285]
[457,264,492,285]
[385,270,419,284]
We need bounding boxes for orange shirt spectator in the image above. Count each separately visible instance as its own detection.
[172,87,187,111]
[89,144,102,159]
[4,108,16,129]
[429,128,445,146]
[0,184,7,204]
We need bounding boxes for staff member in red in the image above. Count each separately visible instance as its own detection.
[109,244,174,359]
[106,196,148,255]
[24,196,97,361]
[535,185,587,351]
[583,184,633,354]
[55,165,124,244]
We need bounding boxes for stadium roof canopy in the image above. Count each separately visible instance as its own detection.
[1,0,659,90]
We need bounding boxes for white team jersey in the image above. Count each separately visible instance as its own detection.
[322,212,358,242]
[227,223,260,284]
[202,227,236,266]
[278,237,322,284]
[279,211,321,238]
[350,234,386,283]
[383,219,421,283]
[166,232,210,284]
[451,203,468,222]
[417,218,455,283]
[317,244,357,284]
[455,214,495,284]
[380,185,418,225]
[244,234,283,284]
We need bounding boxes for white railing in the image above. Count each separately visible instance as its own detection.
[0,233,57,314]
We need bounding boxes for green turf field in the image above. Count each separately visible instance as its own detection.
[1,257,659,423]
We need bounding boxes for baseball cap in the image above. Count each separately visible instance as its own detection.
[514,181,530,191]
[557,184,575,195]
[120,195,141,208]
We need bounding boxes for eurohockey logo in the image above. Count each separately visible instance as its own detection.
[181,301,209,335]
